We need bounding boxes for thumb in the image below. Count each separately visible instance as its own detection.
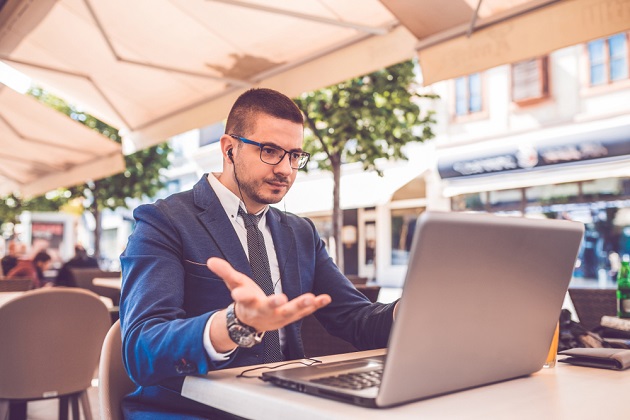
[207,257,250,291]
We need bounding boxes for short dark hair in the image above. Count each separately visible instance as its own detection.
[33,251,51,264]
[225,88,303,137]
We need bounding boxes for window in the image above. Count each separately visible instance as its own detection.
[454,73,482,116]
[512,57,549,103]
[588,33,629,86]
[391,208,423,265]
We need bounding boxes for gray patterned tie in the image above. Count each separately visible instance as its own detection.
[238,207,284,362]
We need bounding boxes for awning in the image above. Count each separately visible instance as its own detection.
[437,115,630,197]
[0,83,125,197]
[0,0,418,153]
[381,0,630,85]
[3,0,627,156]
[280,145,433,215]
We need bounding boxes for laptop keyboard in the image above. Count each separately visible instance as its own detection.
[310,367,383,390]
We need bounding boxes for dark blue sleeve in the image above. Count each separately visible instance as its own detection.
[120,202,216,386]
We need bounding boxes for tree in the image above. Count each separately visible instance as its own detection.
[294,60,437,272]
[0,88,171,258]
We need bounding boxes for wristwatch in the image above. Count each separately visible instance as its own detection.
[226,303,264,348]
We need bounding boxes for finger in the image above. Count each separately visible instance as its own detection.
[268,293,288,308]
[276,293,331,320]
[231,285,259,305]
[207,257,252,291]
[295,293,331,309]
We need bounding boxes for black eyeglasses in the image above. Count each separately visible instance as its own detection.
[229,134,310,169]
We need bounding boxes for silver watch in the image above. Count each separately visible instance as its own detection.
[226,303,264,348]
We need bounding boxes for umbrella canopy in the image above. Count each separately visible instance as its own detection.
[0,84,125,197]
[1,0,627,154]
[0,0,417,152]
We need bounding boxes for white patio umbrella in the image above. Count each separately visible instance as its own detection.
[0,0,417,152]
[0,83,125,197]
[1,0,627,155]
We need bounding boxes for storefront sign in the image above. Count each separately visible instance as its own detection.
[438,126,630,179]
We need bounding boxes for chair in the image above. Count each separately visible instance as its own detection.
[0,278,32,292]
[69,268,122,306]
[99,320,135,420]
[0,288,111,420]
[356,285,381,303]
[568,288,617,331]
[346,275,369,285]
[302,285,381,358]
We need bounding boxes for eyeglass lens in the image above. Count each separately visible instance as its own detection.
[260,145,308,169]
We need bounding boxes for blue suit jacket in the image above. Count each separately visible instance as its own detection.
[119,175,396,411]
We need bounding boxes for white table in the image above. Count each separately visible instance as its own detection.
[0,290,113,309]
[182,349,630,420]
[92,277,122,289]
[0,292,24,307]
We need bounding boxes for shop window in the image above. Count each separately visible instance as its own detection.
[489,189,523,212]
[451,193,485,212]
[526,183,580,206]
[511,57,549,104]
[582,178,624,201]
[391,208,423,265]
[588,32,629,86]
[454,73,482,116]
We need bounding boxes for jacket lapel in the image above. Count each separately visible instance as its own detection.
[192,175,252,276]
[267,209,301,301]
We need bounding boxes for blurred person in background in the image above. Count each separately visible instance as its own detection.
[1,241,20,276]
[7,250,53,288]
[55,244,99,287]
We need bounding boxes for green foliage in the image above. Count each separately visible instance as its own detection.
[292,59,437,271]
[0,192,70,226]
[0,88,171,231]
[294,60,437,175]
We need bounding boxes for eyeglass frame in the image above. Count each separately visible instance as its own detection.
[228,134,310,169]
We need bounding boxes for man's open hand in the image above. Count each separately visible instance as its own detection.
[207,257,331,332]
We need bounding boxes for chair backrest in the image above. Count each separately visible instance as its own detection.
[99,320,135,420]
[346,275,369,285]
[568,288,617,331]
[356,285,380,302]
[302,285,381,358]
[0,277,33,292]
[69,268,122,306]
[0,288,111,399]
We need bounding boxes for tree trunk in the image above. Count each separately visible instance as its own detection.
[90,187,102,261]
[92,207,101,260]
[331,154,344,273]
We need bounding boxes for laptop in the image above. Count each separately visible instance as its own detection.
[262,211,584,407]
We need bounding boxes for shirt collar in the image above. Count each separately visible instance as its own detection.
[206,173,268,219]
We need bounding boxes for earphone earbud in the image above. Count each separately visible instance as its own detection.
[227,149,234,162]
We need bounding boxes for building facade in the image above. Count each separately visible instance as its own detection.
[425,30,630,286]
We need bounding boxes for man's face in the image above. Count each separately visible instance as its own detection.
[232,114,304,210]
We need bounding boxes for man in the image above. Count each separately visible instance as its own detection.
[120,88,398,418]
[1,241,19,276]
[7,250,52,288]
[55,245,99,287]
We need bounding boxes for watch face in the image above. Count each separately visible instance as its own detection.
[226,302,263,348]
[229,324,257,348]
